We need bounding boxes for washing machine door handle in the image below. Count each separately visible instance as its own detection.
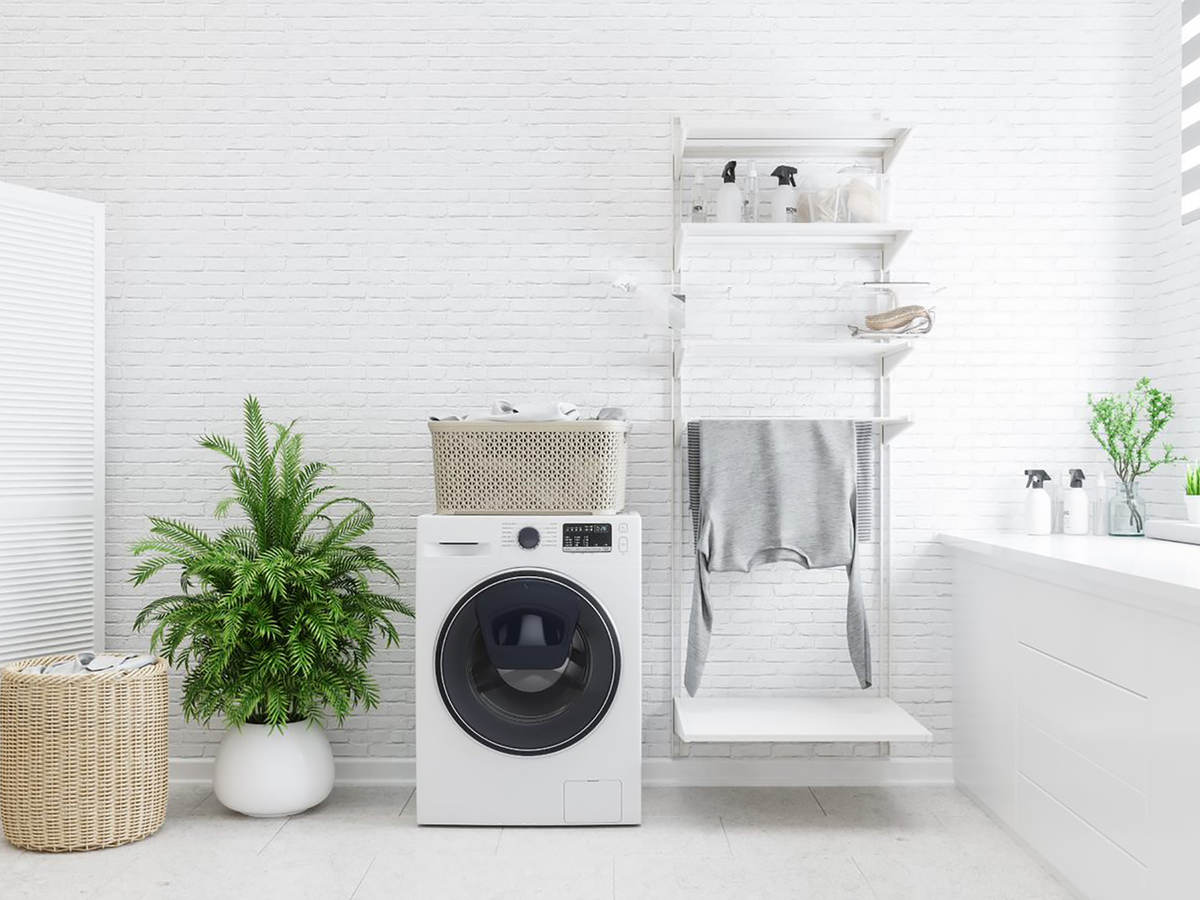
[474,584,581,671]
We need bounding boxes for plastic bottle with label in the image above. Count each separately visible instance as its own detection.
[1062,469,1090,535]
[1024,470,1052,535]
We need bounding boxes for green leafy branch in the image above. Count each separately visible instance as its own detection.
[1087,377,1181,486]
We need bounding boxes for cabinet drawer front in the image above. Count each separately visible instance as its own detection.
[1013,576,1148,696]
[1017,645,1149,792]
[1018,720,1148,863]
[1017,776,1146,900]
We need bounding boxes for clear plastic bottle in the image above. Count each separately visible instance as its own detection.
[744,162,759,223]
[689,170,707,223]
[1092,470,1108,535]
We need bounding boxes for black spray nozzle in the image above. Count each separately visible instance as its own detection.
[771,165,797,187]
[1024,469,1051,488]
[1069,469,1086,488]
[722,160,737,183]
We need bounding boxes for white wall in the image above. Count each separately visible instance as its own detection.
[1145,1,1200,516]
[0,0,1158,763]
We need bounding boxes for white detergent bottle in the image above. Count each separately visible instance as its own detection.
[1062,469,1089,535]
[770,165,799,223]
[716,160,743,223]
[1024,469,1052,535]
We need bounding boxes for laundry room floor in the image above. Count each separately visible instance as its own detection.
[2,783,1074,899]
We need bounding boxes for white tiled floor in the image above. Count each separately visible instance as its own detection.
[2,784,1075,899]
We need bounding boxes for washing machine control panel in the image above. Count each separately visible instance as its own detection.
[562,522,612,552]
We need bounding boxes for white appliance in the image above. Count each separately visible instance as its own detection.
[415,513,641,826]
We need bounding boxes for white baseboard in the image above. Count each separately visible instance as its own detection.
[171,755,950,787]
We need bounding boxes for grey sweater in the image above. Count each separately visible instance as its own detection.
[685,419,871,695]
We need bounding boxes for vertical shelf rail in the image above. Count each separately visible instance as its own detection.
[667,116,930,747]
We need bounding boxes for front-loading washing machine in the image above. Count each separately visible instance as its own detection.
[415,513,641,826]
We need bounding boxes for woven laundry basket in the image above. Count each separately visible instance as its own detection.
[429,420,630,514]
[0,655,169,852]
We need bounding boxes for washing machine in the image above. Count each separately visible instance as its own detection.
[415,513,641,826]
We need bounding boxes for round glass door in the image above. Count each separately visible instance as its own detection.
[435,569,621,756]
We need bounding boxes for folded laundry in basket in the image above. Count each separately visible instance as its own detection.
[24,652,156,675]
[429,401,628,423]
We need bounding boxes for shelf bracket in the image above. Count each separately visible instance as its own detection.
[881,418,914,445]
[880,342,914,377]
[881,127,911,174]
[882,229,911,271]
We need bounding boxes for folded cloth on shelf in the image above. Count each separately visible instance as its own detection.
[684,419,870,695]
[430,401,627,423]
[24,652,157,676]
[851,305,935,336]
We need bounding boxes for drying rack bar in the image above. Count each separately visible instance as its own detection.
[673,415,912,448]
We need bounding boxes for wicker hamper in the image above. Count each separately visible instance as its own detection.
[0,655,169,852]
[429,419,630,514]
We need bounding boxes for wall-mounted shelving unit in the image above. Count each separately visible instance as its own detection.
[669,115,930,748]
[677,222,914,274]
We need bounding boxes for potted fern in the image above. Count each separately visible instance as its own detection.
[1186,463,1200,524]
[1087,377,1180,536]
[131,397,412,816]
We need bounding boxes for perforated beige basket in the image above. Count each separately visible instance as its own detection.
[429,420,630,514]
[0,654,169,852]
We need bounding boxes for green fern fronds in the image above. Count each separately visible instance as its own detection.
[130,395,411,731]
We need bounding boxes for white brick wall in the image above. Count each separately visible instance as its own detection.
[0,0,1159,762]
[1144,1,1200,516]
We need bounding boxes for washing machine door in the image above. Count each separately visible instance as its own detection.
[435,569,621,756]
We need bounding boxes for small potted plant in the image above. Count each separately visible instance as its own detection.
[131,396,412,816]
[1186,463,1200,524]
[1088,377,1180,536]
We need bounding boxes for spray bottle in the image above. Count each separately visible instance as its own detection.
[716,161,743,224]
[1024,469,1052,535]
[1062,469,1089,535]
[770,165,799,223]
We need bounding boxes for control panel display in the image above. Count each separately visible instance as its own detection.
[562,522,612,552]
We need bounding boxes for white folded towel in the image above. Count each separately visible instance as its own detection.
[481,400,580,422]
[25,652,156,676]
[429,401,628,423]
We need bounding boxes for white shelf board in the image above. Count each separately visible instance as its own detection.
[680,337,914,375]
[677,118,911,171]
[679,223,912,270]
[674,694,932,743]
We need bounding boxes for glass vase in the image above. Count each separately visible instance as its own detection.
[1108,480,1145,537]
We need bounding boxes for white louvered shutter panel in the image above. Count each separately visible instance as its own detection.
[1185,1,1200,223]
[0,182,104,663]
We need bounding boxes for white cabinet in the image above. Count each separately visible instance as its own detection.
[947,533,1200,899]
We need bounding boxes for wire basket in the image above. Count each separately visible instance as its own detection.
[429,420,629,514]
[0,655,169,852]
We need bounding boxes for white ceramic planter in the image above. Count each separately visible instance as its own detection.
[1186,495,1200,525]
[213,722,334,817]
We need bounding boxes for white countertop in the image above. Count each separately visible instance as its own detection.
[939,531,1200,623]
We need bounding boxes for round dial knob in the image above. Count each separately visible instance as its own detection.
[517,526,540,550]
